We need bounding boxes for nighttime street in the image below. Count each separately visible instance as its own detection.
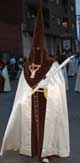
[0,76,80,163]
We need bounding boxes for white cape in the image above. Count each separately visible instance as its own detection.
[2,66,11,92]
[0,62,70,158]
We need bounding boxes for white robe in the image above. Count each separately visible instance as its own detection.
[2,66,11,92]
[0,62,70,158]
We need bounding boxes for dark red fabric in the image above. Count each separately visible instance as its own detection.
[31,90,47,159]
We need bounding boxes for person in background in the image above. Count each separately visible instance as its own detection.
[9,57,16,80]
[0,58,11,92]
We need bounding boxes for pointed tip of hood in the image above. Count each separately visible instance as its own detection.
[32,0,44,50]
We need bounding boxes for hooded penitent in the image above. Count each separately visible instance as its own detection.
[24,1,55,159]
[0,0,70,161]
[24,0,55,88]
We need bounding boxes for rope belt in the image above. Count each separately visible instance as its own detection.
[35,88,48,99]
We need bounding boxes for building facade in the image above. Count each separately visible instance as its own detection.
[0,0,23,61]
[22,0,77,57]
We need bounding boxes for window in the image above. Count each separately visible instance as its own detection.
[71,5,74,12]
[28,6,36,18]
[43,8,50,28]
[50,0,54,2]
[72,23,75,29]
[27,5,50,28]
[51,15,56,25]
[52,15,55,19]
[62,18,69,29]
[61,0,68,13]
[56,0,59,5]
[57,18,60,25]
[43,0,48,2]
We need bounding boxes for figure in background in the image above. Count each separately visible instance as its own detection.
[68,50,76,77]
[0,58,11,92]
[0,1,70,163]
[9,57,16,80]
[74,55,79,75]
[75,62,80,92]
[0,59,5,92]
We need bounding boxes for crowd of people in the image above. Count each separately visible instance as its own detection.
[0,49,80,93]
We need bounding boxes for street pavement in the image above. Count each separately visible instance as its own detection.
[0,76,80,163]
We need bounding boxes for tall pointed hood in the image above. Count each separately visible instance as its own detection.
[24,0,55,88]
[29,0,45,65]
[32,0,44,50]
